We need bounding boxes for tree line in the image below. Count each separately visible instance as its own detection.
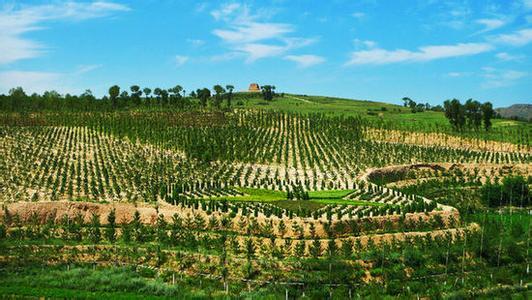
[0,84,278,112]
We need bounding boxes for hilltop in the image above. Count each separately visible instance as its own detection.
[496,104,532,121]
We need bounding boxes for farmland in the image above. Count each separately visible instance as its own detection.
[0,92,530,299]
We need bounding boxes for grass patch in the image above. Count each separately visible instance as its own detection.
[0,265,223,299]
[207,188,383,210]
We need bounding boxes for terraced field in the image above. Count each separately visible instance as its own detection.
[0,107,530,298]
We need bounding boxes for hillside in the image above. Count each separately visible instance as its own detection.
[0,91,530,299]
[496,104,532,121]
[233,93,530,144]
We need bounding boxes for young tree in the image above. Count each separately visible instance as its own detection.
[156,214,168,244]
[131,210,144,242]
[105,208,116,242]
[88,212,101,243]
[0,223,5,240]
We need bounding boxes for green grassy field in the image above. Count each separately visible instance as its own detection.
[0,265,224,299]
[207,188,382,210]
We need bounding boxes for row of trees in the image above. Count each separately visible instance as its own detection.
[108,84,236,109]
[0,84,277,111]
[444,99,495,131]
[480,176,530,207]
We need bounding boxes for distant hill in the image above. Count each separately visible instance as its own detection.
[496,104,532,122]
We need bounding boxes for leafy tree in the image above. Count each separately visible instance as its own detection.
[213,85,225,109]
[197,88,211,108]
[443,98,466,130]
[169,85,183,106]
[261,85,275,101]
[7,87,26,110]
[130,85,142,106]
[481,101,494,131]
[108,85,120,109]
[225,85,234,108]
[143,87,152,99]
[402,97,411,107]
[464,99,482,130]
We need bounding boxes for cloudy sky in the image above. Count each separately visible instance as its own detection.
[0,0,531,107]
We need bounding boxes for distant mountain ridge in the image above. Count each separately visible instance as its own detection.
[496,104,532,121]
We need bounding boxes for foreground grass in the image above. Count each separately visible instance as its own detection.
[0,265,225,299]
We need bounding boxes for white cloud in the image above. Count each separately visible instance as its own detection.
[446,72,471,77]
[187,39,206,47]
[476,18,506,33]
[495,52,525,61]
[482,67,527,88]
[75,64,102,75]
[174,55,189,66]
[351,12,365,19]
[284,55,325,68]
[210,3,241,21]
[353,39,377,49]
[0,1,129,65]
[346,43,493,65]
[210,3,315,62]
[213,22,293,44]
[492,28,532,46]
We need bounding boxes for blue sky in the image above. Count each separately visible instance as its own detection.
[0,0,531,107]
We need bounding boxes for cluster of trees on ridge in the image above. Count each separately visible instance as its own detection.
[444,98,495,131]
[0,84,278,112]
[402,96,497,131]
[401,97,443,113]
